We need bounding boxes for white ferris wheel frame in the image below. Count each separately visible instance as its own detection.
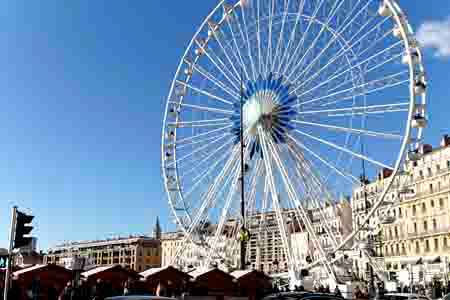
[161,0,427,278]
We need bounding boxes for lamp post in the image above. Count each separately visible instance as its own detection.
[239,67,248,270]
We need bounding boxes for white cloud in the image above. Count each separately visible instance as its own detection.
[416,16,450,58]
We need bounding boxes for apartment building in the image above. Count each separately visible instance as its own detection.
[44,236,161,272]
[352,135,450,282]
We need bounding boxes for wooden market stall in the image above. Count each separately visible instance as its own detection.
[189,268,237,299]
[81,264,141,296]
[12,264,73,300]
[140,265,191,296]
[231,270,272,300]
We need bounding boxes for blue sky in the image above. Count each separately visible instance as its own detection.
[0,1,449,251]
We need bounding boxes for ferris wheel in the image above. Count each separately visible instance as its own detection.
[162,0,427,281]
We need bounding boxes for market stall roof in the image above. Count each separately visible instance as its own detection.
[231,269,272,290]
[82,264,141,280]
[140,265,191,280]
[13,264,72,277]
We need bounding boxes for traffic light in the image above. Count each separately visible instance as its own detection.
[14,210,34,249]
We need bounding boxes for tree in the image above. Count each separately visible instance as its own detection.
[153,217,162,240]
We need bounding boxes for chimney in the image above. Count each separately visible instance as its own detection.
[378,168,393,180]
[419,144,433,154]
[441,135,450,147]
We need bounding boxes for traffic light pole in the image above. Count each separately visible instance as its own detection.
[3,206,17,300]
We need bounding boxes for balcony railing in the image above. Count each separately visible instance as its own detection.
[407,225,450,238]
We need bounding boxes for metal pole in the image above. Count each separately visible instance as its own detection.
[240,68,246,270]
[3,206,17,300]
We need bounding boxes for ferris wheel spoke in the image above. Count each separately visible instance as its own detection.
[270,0,290,73]
[167,134,233,168]
[286,0,345,81]
[289,148,339,247]
[196,43,241,91]
[281,0,327,76]
[256,0,264,75]
[170,102,235,115]
[276,0,306,75]
[175,80,234,105]
[297,70,409,108]
[262,0,275,76]
[212,27,245,82]
[287,135,359,184]
[174,125,233,146]
[183,143,238,200]
[292,120,403,140]
[225,15,252,82]
[167,118,232,129]
[206,161,241,264]
[182,139,235,180]
[323,51,404,96]
[193,64,241,100]
[320,75,409,108]
[293,128,392,170]
[265,132,337,279]
[298,25,401,96]
[292,39,404,97]
[289,0,379,85]
[296,102,410,117]
[238,5,257,81]
[258,127,295,267]
[172,146,240,260]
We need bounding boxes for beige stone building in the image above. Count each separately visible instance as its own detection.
[352,135,450,282]
[44,236,161,272]
[161,231,185,267]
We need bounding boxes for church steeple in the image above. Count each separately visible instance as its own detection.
[153,216,161,240]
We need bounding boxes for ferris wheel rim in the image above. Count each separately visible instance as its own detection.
[161,0,427,271]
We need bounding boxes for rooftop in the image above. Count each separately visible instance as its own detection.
[49,235,157,251]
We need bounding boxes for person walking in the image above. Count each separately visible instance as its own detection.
[61,282,73,300]
[334,286,342,297]
[47,285,58,300]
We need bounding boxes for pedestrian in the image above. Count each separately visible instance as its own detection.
[334,286,342,297]
[47,284,58,300]
[325,285,330,293]
[61,282,72,300]
[355,285,362,299]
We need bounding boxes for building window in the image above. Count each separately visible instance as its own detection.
[395,227,398,238]
[423,221,428,232]
[425,240,430,252]
[427,167,432,177]
[414,223,417,233]
[399,208,402,218]
[431,200,434,208]
[439,198,444,208]
[429,184,433,193]
[419,170,424,179]
[444,238,448,248]
[437,164,441,172]
[415,241,420,254]
[434,238,439,251]
[412,205,416,216]
[396,244,400,256]
[447,161,450,169]
[433,219,437,231]
[422,203,426,213]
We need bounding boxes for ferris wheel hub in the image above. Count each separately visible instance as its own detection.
[231,74,299,149]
